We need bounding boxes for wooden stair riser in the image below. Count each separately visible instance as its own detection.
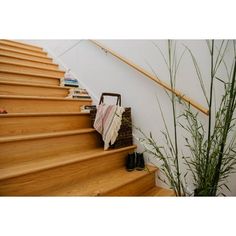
[0,72,60,86]
[0,40,156,197]
[104,171,156,196]
[142,187,175,196]
[0,131,103,168]
[0,114,91,136]
[0,97,91,113]
[0,63,64,78]
[0,49,53,63]
[0,82,69,97]
[0,55,59,70]
[0,44,47,57]
[0,149,134,196]
[0,40,44,53]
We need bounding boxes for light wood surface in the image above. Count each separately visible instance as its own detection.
[0,40,43,52]
[0,55,59,70]
[48,166,156,196]
[0,69,63,79]
[90,40,209,115]
[0,145,136,180]
[0,146,136,195]
[0,39,173,196]
[0,81,69,97]
[0,62,64,78]
[0,129,102,167]
[142,187,175,196]
[0,48,53,63]
[0,43,47,57]
[0,95,92,113]
[0,72,60,85]
[0,112,91,136]
[105,169,156,196]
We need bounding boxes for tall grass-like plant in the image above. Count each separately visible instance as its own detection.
[137,40,236,196]
[137,40,186,196]
[182,40,236,196]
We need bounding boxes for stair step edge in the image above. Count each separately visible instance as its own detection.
[51,166,156,196]
[0,145,137,181]
[142,187,175,196]
[0,61,64,73]
[0,81,69,90]
[0,54,58,66]
[0,112,91,117]
[0,128,96,143]
[0,42,47,55]
[2,40,43,51]
[0,40,45,53]
[0,95,92,101]
[0,69,63,79]
[0,46,49,59]
[100,166,157,196]
[0,48,53,62]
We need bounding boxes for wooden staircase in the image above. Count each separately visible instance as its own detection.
[0,39,174,196]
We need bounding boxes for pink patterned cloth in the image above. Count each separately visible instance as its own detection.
[94,104,125,150]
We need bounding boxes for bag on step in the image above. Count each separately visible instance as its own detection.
[90,93,133,149]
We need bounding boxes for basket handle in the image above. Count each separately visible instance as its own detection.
[99,93,121,106]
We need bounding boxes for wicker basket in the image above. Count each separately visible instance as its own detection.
[90,93,133,149]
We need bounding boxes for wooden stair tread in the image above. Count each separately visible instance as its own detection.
[0,95,92,101]
[0,45,48,58]
[0,112,90,117]
[0,53,58,66]
[142,187,175,196]
[0,69,63,79]
[0,145,136,180]
[0,81,69,90]
[0,61,64,73]
[0,74,60,86]
[0,40,44,52]
[49,165,157,196]
[0,40,149,196]
[0,55,58,70]
[0,128,96,143]
[0,48,53,64]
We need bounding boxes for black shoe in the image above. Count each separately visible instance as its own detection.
[126,153,136,171]
[136,153,145,171]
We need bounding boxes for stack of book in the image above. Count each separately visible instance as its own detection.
[60,70,79,87]
[80,105,97,113]
[67,88,91,99]
[60,78,79,87]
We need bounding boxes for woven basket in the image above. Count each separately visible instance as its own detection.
[90,93,133,149]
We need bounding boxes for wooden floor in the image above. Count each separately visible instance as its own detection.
[0,39,174,196]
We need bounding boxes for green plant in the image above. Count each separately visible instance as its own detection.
[137,39,236,196]
[182,40,236,196]
[137,40,186,196]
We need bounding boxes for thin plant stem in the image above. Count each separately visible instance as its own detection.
[204,40,215,184]
[168,40,181,196]
[211,55,236,195]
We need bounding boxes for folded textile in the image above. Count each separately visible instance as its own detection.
[94,104,125,150]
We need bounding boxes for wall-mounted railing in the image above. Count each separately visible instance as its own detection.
[90,40,209,116]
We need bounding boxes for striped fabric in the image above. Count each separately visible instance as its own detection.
[94,104,125,150]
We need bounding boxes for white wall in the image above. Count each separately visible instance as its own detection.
[22,39,236,196]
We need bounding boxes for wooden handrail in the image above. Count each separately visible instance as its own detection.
[90,40,209,115]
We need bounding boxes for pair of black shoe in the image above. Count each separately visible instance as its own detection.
[126,152,145,171]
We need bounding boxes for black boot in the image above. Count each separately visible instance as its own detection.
[126,153,136,171]
[136,153,145,171]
